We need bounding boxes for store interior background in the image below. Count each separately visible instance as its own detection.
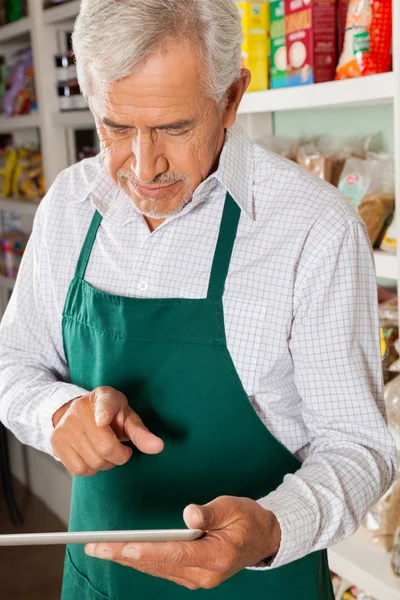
[0,1,398,600]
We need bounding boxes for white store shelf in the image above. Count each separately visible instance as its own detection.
[0,112,40,132]
[374,251,398,281]
[238,73,394,114]
[0,274,15,291]
[42,0,81,24]
[0,17,31,43]
[53,109,93,128]
[328,527,400,600]
[0,197,39,217]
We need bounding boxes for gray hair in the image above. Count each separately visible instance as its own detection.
[72,0,243,107]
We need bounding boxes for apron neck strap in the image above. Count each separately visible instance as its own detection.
[74,192,241,293]
[207,192,241,301]
[75,210,103,280]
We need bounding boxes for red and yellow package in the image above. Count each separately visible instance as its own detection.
[336,0,392,79]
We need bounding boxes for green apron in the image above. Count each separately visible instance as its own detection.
[60,192,334,599]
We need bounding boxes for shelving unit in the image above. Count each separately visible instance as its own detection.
[0,2,398,599]
[0,112,40,132]
[0,197,39,217]
[0,16,31,43]
[329,528,400,600]
[42,0,81,24]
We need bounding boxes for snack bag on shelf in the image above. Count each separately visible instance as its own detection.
[284,0,336,86]
[270,0,287,88]
[254,135,299,161]
[336,0,392,79]
[237,2,270,92]
[380,297,399,384]
[338,154,395,246]
[380,213,397,254]
[12,147,44,203]
[341,587,376,600]
[0,147,17,197]
[364,474,400,552]
[296,142,333,182]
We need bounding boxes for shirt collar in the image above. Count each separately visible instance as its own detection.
[86,122,255,225]
[212,122,255,220]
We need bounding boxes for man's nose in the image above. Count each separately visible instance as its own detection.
[131,134,168,183]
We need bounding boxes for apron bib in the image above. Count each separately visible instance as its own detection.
[60,192,334,599]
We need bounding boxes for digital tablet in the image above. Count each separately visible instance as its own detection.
[0,528,205,546]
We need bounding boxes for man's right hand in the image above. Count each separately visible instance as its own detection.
[50,386,164,477]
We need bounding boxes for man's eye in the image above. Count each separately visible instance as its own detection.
[113,128,129,135]
[166,129,188,137]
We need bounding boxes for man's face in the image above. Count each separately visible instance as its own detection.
[90,38,237,221]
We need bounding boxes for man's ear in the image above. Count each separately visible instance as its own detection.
[223,69,251,129]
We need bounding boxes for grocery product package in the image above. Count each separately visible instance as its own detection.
[270,0,287,89]
[284,0,336,86]
[364,473,400,552]
[381,213,397,254]
[295,133,380,185]
[238,2,270,92]
[296,142,333,182]
[379,297,399,384]
[337,0,351,57]
[338,153,395,246]
[254,135,299,161]
[336,0,392,79]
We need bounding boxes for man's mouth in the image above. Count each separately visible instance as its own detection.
[127,180,178,199]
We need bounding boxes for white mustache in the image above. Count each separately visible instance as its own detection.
[118,173,186,186]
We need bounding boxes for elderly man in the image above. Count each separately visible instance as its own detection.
[0,0,395,598]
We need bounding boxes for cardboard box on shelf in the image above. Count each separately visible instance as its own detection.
[270,0,287,88]
[238,2,270,92]
[284,0,337,86]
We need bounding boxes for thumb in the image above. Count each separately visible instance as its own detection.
[183,497,229,531]
[93,387,124,427]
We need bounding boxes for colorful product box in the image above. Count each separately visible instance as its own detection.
[284,0,337,86]
[238,2,270,92]
[337,0,350,57]
[270,0,287,88]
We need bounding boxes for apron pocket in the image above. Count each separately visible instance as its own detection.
[62,549,111,600]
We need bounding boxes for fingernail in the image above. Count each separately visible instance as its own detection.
[121,545,141,559]
[85,544,96,556]
[95,410,106,425]
[191,505,205,527]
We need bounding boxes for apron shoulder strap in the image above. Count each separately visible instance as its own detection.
[75,210,103,280]
[207,192,241,300]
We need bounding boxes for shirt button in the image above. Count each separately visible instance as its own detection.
[138,280,148,292]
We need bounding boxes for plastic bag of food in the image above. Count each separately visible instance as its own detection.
[254,135,299,162]
[380,212,397,254]
[336,0,392,79]
[318,133,382,187]
[296,142,333,183]
[339,153,395,246]
[364,475,400,551]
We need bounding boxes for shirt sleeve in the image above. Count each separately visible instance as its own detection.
[252,221,397,569]
[0,188,88,457]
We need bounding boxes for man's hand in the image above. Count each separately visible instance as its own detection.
[84,496,281,590]
[50,386,164,476]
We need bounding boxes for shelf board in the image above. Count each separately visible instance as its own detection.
[374,250,397,281]
[43,1,81,24]
[328,527,400,600]
[0,274,15,291]
[238,73,394,114]
[0,112,40,132]
[0,17,31,43]
[0,197,39,217]
[53,110,93,128]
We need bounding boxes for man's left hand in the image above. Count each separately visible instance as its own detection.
[84,496,281,590]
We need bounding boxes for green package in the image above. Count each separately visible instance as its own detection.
[270,0,287,89]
